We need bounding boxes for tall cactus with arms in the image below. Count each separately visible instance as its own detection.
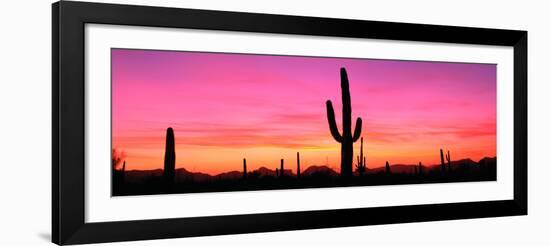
[326,68,363,178]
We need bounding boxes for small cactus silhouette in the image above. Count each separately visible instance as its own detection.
[355,137,366,176]
[296,152,301,179]
[280,159,284,178]
[326,68,363,178]
[385,161,391,174]
[243,158,247,179]
[446,150,451,171]
[163,127,176,185]
[440,149,446,173]
[418,161,424,175]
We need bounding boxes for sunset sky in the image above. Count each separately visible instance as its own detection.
[112,49,496,175]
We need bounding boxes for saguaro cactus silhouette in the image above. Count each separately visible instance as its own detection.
[418,161,424,175]
[446,150,451,171]
[440,149,446,173]
[355,137,366,176]
[280,159,284,178]
[164,127,176,185]
[385,161,391,174]
[296,152,301,179]
[326,68,363,178]
[243,158,247,179]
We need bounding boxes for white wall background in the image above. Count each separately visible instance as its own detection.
[0,0,547,245]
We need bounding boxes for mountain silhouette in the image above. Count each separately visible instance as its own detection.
[114,156,496,196]
[216,170,242,180]
[175,168,212,182]
[119,156,496,185]
[120,165,343,183]
[252,167,277,177]
[302,165,339,177]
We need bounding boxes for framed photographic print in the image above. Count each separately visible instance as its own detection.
[52,1,527,245]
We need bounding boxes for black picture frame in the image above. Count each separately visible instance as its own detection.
[52,1,527,245]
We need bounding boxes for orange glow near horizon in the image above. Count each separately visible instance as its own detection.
[112,49,496,175]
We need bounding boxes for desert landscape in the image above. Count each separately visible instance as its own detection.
[112,67,496,196]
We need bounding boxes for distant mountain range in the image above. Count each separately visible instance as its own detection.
[364,158,489,174]
[121,157,496,183]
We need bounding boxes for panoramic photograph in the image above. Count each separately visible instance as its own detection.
[111,48,497,196]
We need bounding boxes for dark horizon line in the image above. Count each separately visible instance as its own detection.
[115,156,497,174]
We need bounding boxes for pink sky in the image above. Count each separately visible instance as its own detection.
[112,49,496,174]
